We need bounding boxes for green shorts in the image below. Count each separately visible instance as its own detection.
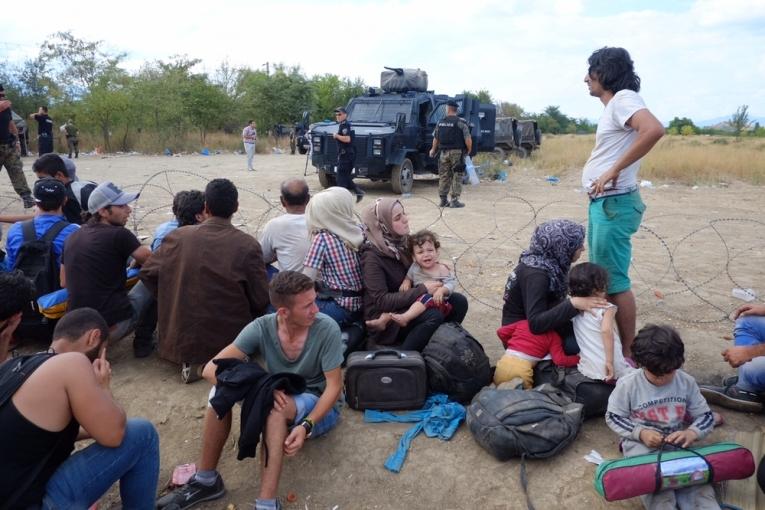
[587,190,646,294]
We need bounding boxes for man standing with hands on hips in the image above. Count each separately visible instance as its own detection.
[243,120,257,171]
[430,100,471,209]
[582,47,664,358]
[333,106,364,203]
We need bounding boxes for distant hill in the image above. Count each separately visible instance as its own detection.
[697,115,765,128]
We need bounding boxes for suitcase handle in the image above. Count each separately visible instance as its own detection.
[365,349,407,360]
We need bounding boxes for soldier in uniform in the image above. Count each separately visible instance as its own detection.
[0,85,34,208]
[333,106,364,203]
[429,100,472,208]
[64,118,79,158]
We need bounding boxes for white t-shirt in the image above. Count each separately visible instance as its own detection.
[572,304,632,381]
[259,213,310,272]
[581,89,647,194]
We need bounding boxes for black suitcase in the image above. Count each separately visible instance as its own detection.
[344,349,427,410]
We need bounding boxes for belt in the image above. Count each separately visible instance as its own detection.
[590,185,638,202]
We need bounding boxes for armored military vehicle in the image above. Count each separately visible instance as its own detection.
[494,117,542,158]
[310,68,496,194]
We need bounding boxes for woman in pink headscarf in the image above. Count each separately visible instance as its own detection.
[360,197,468,351]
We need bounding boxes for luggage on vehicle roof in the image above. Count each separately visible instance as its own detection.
[380,67,428,93]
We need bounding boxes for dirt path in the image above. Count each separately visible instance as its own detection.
[4,152,764,509]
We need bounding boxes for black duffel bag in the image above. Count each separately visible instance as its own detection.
[533,360,614,419]
[422,322,492,404]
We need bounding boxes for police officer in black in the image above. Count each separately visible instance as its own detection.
[430,100,472,208]
[333,106,364,203]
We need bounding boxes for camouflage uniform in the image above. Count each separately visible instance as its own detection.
[437,149,464,200]
[0,143,32,199]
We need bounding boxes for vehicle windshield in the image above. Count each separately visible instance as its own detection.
[348,99,413,123]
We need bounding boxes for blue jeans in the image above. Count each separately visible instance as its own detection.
[43,418,160,509]
[734,315,765,392]
[316,298,356,327]
[293,392,340,438]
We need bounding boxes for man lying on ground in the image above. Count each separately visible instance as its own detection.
[157,271,343,510]
[0,307,159,508]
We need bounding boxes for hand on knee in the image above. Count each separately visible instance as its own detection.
[272,390,297,421]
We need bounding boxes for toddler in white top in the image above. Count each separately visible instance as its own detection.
[568,262,632,381]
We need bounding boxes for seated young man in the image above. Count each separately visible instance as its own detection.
[0,270,35,362]
[157,271,343,510]
[32,153,97,224]
[0,307,160,508]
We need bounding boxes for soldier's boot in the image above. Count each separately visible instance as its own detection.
[22,194,35,209]
[439,195,450,208]
[450,197,465,208]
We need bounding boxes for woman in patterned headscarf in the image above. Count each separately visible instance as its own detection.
[499,218,609,357]
[360,197,468,350]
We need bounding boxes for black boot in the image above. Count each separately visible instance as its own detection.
[439,196,450,207]
[450,197,465,208]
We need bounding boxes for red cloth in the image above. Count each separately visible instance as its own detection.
[496,320,579,367]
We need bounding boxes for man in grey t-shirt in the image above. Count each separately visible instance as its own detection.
[157,271,343,510]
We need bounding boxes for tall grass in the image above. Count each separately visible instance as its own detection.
[510,135,765,185]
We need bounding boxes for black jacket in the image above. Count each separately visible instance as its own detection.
[210,358,306,461]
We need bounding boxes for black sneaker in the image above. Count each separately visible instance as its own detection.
[700,384,763,413]
[722,375,738,387]
[439,196,450,208]
[156,474,226,509]
[22,194,35,209]
[133,338,155,358]
[450,198,465,208]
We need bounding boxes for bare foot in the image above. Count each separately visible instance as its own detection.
[713,411,724,427]
[365,313,392,331]
[390,313,411,328]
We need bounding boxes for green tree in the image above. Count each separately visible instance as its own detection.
[80,68,130,151]
[238,65,313,133]
[463,89,493,104]
[730,104,751,136]
[311,74,365,122]
[496,102,525,118]
[668,117,697,133]
[680,125,696,136]
[181,75,230,144]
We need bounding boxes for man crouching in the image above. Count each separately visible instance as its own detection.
[157,271,344,510]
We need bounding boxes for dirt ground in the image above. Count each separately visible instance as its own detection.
[3,151,764,509]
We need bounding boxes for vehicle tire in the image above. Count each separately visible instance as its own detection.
[535,128,542,147]
[493,147,506,159]
[514,146,528,158]
[298,146,308,155]
[390,158,414,194]
[318,171,336,189]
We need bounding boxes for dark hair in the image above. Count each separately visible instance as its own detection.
[0,270,34,321]
[41,106,48,113]
[53,307,110,344]
[269,271,314,309]
[82,208,110,225]
[173,190,205,227]
[280,179,309,207]
[587,47,641,93]
[204,178,238,219]
[568,262,609,297]
[38,197,65,212]
[248,119,254,124]
[32,154,67,178]
[408,229,440,255]
[632,324,685,376]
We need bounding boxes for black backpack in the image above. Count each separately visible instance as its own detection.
[533,360,615,419]
[13,220,68,297]
[422,322,492,403]
[467,385,583,461]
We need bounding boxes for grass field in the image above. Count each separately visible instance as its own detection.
[505,134,765,185]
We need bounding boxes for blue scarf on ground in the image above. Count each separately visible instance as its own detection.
[364,393,465,473]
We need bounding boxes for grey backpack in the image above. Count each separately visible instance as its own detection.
[466,384,584,461]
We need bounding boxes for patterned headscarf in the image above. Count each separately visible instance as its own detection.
[519,219,585,297]
[362,197,410,265]
[305,187,364,250]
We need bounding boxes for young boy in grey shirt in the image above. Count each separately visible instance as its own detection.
[606,324,718,510]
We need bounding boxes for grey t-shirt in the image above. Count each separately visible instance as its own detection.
[233,312,343,396]
[605,368,714,457]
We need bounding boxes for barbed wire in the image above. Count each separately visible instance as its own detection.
[2,170,763,328]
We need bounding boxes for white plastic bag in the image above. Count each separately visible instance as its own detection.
[465,156,480,185]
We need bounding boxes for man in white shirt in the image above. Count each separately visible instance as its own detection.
[242,120,257,171]
[581,47,664,358]
[260,178,311,275]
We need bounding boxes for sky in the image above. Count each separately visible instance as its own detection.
[1,0,763,124]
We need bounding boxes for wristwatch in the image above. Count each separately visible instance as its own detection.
[300,418,314,438]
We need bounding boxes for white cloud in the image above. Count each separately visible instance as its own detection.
[1,0,762,122]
